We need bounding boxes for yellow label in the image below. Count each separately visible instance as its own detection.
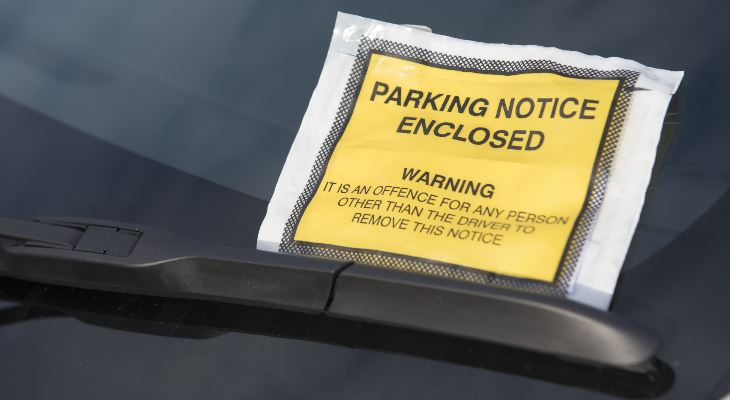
[294,52,621,282]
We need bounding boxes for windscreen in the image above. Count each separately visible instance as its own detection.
[0,1,728,399]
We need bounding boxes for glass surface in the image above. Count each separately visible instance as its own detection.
[0,1,728,398]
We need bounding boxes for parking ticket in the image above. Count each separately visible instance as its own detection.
[257,12,683,309]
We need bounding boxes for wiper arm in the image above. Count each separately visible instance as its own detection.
[0,216,658,368]
[0,216,346,311]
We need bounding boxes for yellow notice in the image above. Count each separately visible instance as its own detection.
[294,52,622,282]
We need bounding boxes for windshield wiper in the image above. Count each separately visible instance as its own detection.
[0,216,658,368]
[0,277,674,399]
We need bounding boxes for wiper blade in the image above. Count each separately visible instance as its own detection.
[0,277,674,399]
[0,216,659,367]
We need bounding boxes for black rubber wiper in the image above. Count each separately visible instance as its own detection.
[0,216,658,368]
[0,277,674,399]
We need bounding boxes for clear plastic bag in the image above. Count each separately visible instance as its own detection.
[258,12,683,309]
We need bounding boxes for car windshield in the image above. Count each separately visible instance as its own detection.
[0,1,728,399]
